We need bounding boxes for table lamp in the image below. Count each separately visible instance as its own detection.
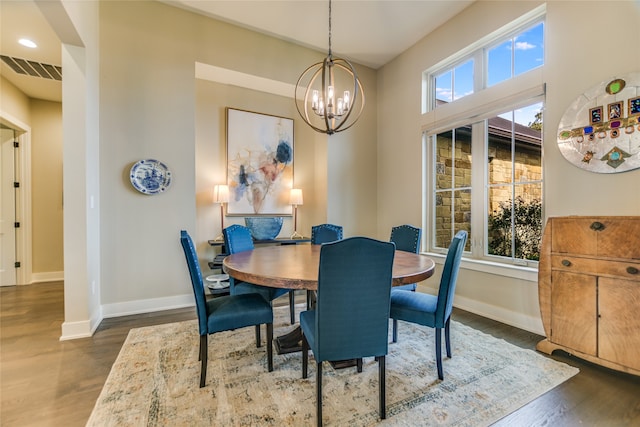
[290,188,304,239]
[213,184,229,241]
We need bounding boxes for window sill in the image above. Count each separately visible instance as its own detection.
[423,252,538,282]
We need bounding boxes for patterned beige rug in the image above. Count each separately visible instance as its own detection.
[87,306,578,426]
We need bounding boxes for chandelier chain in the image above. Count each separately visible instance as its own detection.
[328,0,332,57]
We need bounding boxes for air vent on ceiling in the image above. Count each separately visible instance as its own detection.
[1,55,62,81]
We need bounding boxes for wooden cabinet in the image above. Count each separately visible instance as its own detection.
[537,216,640,376]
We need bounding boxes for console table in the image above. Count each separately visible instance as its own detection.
[207,237,311,270]
[537,216,640,376]
[205,237,311,298]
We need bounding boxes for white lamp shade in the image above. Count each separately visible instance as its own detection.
[213,184,229,204]
[290,188,303,206]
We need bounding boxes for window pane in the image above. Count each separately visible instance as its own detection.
[487,39,512,86]
[487,185,513,257]
[434,127,472,250]
[513,184,542,260]
[514,103,543,183]
[454,189,472,252]
[488,112,514,185]
[435,70,452,105]
[514,23,544,76]
[435,130,453,190]
[487,102,543,261]
[455,125,472,188]
[453,59,474,100]
[435,190,452,249]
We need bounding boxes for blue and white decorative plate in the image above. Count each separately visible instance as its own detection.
[129,159,172,194]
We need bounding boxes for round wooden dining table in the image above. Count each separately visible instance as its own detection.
[222,243,436,291]
[223,243,436,356]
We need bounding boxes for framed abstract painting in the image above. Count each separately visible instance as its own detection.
[226,108,294,215]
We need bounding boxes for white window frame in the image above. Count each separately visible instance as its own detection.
[420,5,546,279]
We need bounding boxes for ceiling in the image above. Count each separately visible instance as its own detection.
[1,0,474,103]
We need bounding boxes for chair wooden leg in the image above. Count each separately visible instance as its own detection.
[357,358,363,373]
[445,317,452,358]
[435,327,444,380]
[199,335,208,388]
[266,322,273,372]
[379,355,386,420]
[316,361,323,427]
[289,291,296,324]
[255,324,261,347]
[302,333,309,379]
[392,319,398,343]
[306,290,315,310]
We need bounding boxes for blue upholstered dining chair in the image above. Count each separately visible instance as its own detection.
[308,223,344,309]
[300,237,395,426]
[390,224,422,292]
[179,230,274,388]
[390,230,467,381]
[223,224,297,325]
[311,223,343,244]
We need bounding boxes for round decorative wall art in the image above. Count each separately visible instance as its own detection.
[557,71,640,173]
[129,159,172,194]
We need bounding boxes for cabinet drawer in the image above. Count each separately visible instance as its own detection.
[551,255,598,275]
[551,219,597,255]
[596,260,640,282]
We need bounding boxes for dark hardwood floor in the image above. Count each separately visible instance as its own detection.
[1,282,639,426]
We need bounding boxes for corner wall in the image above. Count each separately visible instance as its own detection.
[377,0,640,334]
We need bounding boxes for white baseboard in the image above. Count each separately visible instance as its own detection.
[60,306,103,340]
[101,293,195,319]
[454,294,545,336]
[60,320,92,340]
[31,271,64,283]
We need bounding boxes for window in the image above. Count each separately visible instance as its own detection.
[431,19,544,110]
[487,22,544,87]
[423,7,545,267]
[486,104,543,261]
[435,59,474,106]
[433,126,472,250]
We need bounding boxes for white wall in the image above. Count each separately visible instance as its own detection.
[194,79,324,267]
[96,1,377,318]
[43,0,639,336]
[30,99,63,280]
[377,0,640,334]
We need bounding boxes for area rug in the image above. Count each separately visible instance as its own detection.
[87,306,578,426]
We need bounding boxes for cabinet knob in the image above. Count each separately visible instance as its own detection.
[627,266,639,275]
[561,259,572,267]
[590,221,605,231]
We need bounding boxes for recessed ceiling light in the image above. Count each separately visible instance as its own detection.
[19,38,37,48]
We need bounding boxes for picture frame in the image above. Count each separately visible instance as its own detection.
[607,101,623,120]
[226,108,294,216]
[589,106,603,124]
[629,96,640,116]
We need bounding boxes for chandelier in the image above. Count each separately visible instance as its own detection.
[295,0,365,135]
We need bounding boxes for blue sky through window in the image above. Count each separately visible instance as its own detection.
[435,22,544,126]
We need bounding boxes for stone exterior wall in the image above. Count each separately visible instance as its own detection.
[434,132,542,249]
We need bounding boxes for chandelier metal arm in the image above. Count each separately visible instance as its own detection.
[294,0,365,135]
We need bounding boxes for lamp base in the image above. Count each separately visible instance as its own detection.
[290,230,304,239]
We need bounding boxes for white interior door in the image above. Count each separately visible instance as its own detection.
[1,126,17,287]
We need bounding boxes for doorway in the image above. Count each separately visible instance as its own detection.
[0,116,31,287]
[0,125,17,286]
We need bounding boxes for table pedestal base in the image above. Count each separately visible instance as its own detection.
[274,326,303,354]
[274,326,359,369]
